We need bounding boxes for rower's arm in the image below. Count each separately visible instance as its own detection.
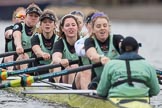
[32,45,44,57]
[52,52,62,64]
[13,31,22,48]
[148,67,160,96]
[13,30,24,54]
[86,47,101,63]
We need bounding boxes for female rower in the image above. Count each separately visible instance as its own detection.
[51,14,91,89]
[30,9,58,76]
[84,12,124,89]
[70,10,85,36]
[12,3,42,70]
[2,7,26,70]
[74,11,95,57]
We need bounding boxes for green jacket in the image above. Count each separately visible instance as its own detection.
[97,52,160,98]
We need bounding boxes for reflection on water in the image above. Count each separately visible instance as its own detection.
[0,20,162,108]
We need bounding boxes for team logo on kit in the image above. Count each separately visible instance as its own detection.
[13,25,19,30]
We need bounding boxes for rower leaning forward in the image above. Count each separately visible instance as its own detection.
[12,3,42,70]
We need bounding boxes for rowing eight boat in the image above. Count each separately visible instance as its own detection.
[4,80,153,108]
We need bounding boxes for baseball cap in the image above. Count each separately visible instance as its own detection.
[40,11,56,21]
[121,36,141,52]
[26,4,42,16]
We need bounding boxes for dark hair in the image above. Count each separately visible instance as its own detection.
[121,36,142,52]
[86,12,95,24]
[59,14,80,39]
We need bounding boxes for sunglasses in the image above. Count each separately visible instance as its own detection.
[15,14,26,19]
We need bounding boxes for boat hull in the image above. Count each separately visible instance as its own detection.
[4,84,153,108]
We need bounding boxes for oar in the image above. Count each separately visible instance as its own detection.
[0,48,31,58]
[0,57,43,68]
[0,60,79,80]
[0,63,102,89]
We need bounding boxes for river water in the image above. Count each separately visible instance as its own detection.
[0,20,162,108]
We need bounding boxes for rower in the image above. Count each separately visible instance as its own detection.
[2,7,26,71]
[51,14,91,89]
[97,36,160,107]
[12,3,42,70]
[84,12,124,89]
[70,10,85,37]
[30,9,58,77]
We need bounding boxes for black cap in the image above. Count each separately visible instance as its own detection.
[26,7,42,16]
[40,12,56,21]
[86,12,95,24]
[121,36,141,52]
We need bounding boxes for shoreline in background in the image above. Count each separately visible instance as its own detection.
[47,4,162,22]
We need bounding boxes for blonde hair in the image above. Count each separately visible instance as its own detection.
[12,7,25,21]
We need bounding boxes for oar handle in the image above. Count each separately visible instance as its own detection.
[0,48,32,58]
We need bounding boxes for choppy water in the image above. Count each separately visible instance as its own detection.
[0,20,162,108]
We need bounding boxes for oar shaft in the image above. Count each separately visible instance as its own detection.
[0,63,101,89]
[34,63,102,81]
[0,48,31,58]
[0,57,43,68]
[0,60,78,80]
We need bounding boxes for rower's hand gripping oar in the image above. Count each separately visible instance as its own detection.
[0,62,102,89]
[0,60,79,80]
[0,48,31,58]
[0,57,43,68]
